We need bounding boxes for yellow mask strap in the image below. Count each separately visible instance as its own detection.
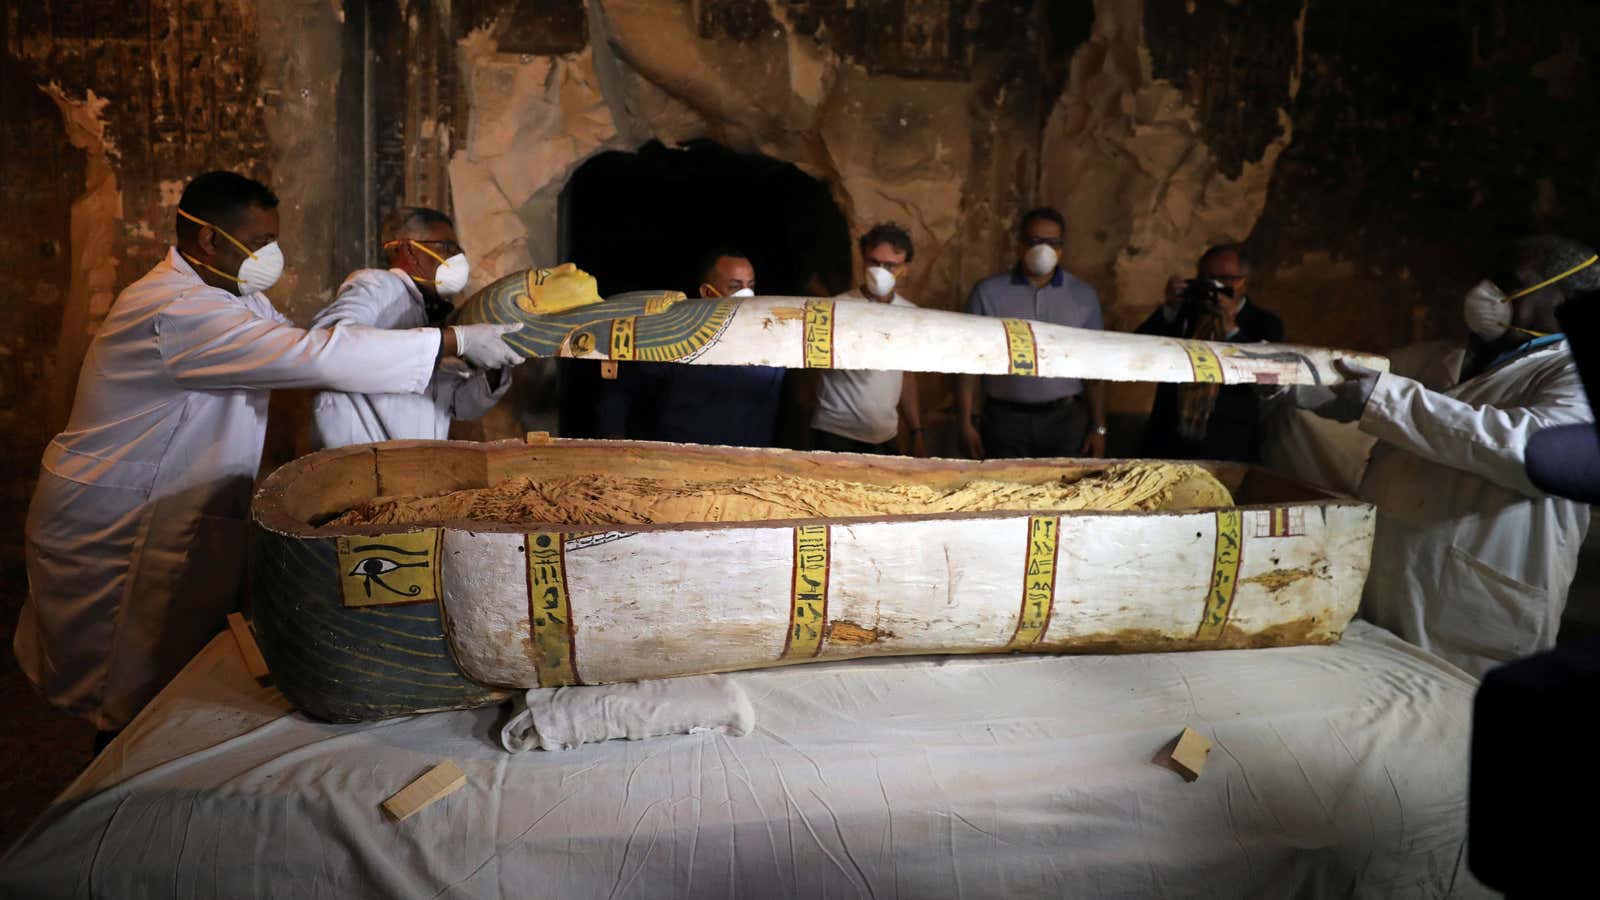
[384,239,447,285]
[178,250,245,285]
[1504,254,1598,303]
[177,208,259,261]
[701,283,724,298]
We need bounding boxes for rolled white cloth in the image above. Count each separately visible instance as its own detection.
[500,674,755,753]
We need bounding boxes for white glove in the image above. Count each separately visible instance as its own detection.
[1306,359,1381,423]
[450,323,525,370]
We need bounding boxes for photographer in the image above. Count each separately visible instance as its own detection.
[1137,244,1284,461]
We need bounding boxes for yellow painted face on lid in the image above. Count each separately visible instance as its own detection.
[515,262,602,315]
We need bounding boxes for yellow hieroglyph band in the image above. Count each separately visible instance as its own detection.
[527,532,580,686]
[1195,510,1243,640]
[337,529,442,607]
[1010,515,1061,647]
[1000,318,1038,376]
[1180,341,1225,384]
[803,300,835,368]
[610,317,637,361]
[784,525,831,659]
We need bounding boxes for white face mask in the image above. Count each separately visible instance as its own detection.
[864,266,896,298]
[730,287,755,297]
[1463,279,1511,341]
[1024,243,1059,277]
[1464,254,1599,340]
[235,240,285,294]
[432,252,470,297]
[399,240,470,298]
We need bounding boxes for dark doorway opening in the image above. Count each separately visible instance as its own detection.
[555,140,853,440]
[560,139,852,297]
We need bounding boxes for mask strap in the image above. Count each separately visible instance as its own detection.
[385,239,448,285]
[1503,254,1599,303]
[701,283,724,298]
[178,250,246,285]
[178,208,259,261]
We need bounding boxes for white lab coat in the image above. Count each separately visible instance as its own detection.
[1357,338,1592,677]
[15,248,442,729]
[310,269,509,448]
[1262,340,1463,496]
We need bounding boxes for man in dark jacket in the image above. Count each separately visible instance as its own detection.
[1137,244,1284,461]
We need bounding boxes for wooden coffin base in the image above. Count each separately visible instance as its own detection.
[250,440,1375,721]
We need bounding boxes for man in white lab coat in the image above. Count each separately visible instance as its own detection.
[1302,235,1597,677]
[310,208,510,448]
[15,172,524,741]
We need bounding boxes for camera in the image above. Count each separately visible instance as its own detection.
[1175,277,1235,336]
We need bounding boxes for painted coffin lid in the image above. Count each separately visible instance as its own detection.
[452,270,1389,386]
[251,439,1376,721]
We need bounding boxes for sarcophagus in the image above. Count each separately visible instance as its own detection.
[449,267,1390,385]
[250,439,1376,722]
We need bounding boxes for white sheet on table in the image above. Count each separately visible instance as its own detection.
[0,622,1492,899]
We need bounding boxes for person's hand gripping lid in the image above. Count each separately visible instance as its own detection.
[450,322,526,370]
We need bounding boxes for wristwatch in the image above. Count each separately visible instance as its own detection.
[1092,424,1108,436]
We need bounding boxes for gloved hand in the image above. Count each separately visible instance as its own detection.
[450,323,525,370]
[1306,358,1381,423]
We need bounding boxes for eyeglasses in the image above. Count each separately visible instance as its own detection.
[412,239,464,257]
[865,259,906,271]
[1024,237,1063,249]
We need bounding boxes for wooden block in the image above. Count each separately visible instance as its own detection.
[599,360,619,380]
[524,431,552,444]
[227,612,271,681]
[1169,727,1213,782]
[383,760,467,822]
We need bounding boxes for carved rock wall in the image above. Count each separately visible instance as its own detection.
[1041,0,1304,331]
[0,0,342,569]
[448,0,1040,324]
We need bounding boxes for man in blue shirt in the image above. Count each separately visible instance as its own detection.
[958,207,1108,459]
[601,247,785,447]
